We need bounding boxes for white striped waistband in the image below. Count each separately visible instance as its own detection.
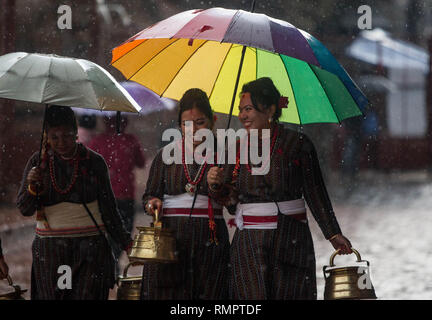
[235,199,307,230]
[162,193,222,219]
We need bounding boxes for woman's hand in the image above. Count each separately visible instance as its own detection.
[145,197,163,217]
[0,257,9,279]
[329,234,353,255]
[26,166,44,193]
[207,167,224,187]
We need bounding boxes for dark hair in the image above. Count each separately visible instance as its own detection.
[177,88,213,126]
[45,105,77,132]
[78,114,97,129]
[240,77,281,122]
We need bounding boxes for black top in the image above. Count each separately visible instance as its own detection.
[16,144,132,250]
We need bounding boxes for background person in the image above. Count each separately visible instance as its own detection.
[88,115,145,276]
[77,114,97,146]
[88,115,145,234]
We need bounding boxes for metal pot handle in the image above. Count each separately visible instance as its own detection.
[329,247,362,267]
[122,262,141,278]
[6,275,13,287]
[153,209,162,228]
[4,275,22,295]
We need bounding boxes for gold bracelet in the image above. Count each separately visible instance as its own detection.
[329,234,340,241]
[27,184,37,196]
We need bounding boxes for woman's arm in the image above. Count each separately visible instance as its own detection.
[300,135,342,240]
[142,150,165,214]
[207,162,238,215]
[16,152,41,217]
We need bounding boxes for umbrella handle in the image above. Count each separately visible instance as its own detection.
[116,111,121,135]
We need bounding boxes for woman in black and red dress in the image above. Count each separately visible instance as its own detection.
[208,77,353,300]
[16,105,132,300]
[141,88,230,300]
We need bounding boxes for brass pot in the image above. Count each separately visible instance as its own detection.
[0,275,27,300]
[323,248,377,300]
[117,263,142,300]
[128,209,178,263]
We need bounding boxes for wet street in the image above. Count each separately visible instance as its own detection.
[1,170,431,300]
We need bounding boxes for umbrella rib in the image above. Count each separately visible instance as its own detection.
[307,64,342,124]
[278,54,302,125]
[111,39,149,65]
[40,56,54,104]
[84,63,110,112]
[159,40,209,98]
[255,48,258,81]
[208,43,234,99]
[125,38,182,82]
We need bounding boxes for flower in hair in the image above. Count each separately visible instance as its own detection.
[279,96,289,109]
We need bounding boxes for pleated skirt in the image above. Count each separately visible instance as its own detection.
[230,213,317,300]
[140,217,230,300]
[31,235,115,300]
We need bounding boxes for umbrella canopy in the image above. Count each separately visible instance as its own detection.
[74,81,176,116]
[0,52,141,113]
[112,7,367,124]
[120,81,176,115]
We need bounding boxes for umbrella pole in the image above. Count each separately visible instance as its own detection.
[116,111,121,134]
[37,104,48,167]
[225,45,247,131]
[215,45,247,170]
[225,0,256,130]
[36,104,48,210]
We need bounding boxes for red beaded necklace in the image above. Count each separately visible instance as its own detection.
[232,125,279,180]
[49,147,79,195]
[182,137,207,195]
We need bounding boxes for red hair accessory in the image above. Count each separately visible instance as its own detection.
[279,96,289,109]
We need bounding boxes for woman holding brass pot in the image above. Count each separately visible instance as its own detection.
[207,77,352,300]
[142,88,230,300]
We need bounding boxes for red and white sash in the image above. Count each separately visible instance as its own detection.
[162,193,223,218]
[235,198,307,230]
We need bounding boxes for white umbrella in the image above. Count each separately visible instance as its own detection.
[0,52,142,168]
[346,28,429,73]
[0,52,141,113]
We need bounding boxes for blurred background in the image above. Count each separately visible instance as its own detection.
[1,0,432,299]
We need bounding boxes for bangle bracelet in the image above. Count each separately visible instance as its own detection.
[27,185,37,196]
[329,234,340,241]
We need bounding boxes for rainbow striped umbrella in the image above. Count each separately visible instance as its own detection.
[111,7,367,125]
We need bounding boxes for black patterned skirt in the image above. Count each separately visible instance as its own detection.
[31,235,115,300]
[230,213,317,300]
[140,217,230,300]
